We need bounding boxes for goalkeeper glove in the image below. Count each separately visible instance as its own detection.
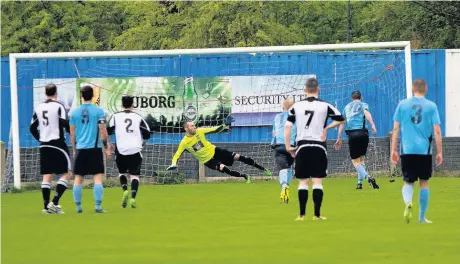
[166,164,177,171]
[224,115,234,126]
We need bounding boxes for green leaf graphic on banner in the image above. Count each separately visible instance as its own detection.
[76,77,232,133]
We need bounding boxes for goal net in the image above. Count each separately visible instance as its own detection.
[4,42,411,190]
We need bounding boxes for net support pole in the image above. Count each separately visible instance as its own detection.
[198,164,206,183]
[9,54,21,189]
[404,43,413,98]
[0,141,5,185]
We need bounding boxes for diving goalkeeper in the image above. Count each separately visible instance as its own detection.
[166,116,272,183]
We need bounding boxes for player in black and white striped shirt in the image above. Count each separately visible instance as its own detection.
[107,96,151,209]
[29,84,72,214]
[285,78,345,221]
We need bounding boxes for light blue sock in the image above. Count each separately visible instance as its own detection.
[73,185,83,211]
[419,189,430,221]
[286,168,293,185]
[94,184,104,210]
[355,165,365,184]
[279,169,288,188]
[362,164,368,179]
[357,173,363,184]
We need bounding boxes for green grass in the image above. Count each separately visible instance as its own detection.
[2,178,460,264]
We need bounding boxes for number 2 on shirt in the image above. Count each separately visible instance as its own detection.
[125,118,133,133]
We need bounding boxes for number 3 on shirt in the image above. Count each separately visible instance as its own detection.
[305,110,315,128]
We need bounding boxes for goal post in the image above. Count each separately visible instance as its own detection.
[8,41,412,189]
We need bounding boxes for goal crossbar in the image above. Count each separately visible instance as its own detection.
[8,41,412,189]
[10,41,410,59]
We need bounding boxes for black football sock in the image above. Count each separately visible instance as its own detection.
[119,174,128,191]
[221,166,246,178]
[52,179,68,205]
[131,179,139,199]
[41,182,51,209]
[298,188,308,216]
[238,155,265,171]
[313,186,324,217]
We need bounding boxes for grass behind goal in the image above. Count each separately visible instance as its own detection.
[2,177,460,264]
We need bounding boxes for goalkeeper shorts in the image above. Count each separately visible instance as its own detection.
[204,147,235,170]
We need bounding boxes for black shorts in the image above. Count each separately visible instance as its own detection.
[40,140,71,175]
[295,144,328,179]
[74,148,104,176]
[204,147,235,170]
[401,155,432,183]
[273,145,294,170]
[115,150,142,176]
[346,129,369,159]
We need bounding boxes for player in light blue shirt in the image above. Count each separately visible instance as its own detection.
[391,79,443,224]
[271,99,296,203]
[343,101,372,131]
[70,104,105,149]
[335,91,379,189]
[70,86,112,213]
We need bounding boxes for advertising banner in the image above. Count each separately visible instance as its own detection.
[33,74,314,131]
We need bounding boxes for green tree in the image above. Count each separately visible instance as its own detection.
[352,1,460,48]
[1,1,459,56]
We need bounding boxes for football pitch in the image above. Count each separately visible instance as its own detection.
[2,178,460,264]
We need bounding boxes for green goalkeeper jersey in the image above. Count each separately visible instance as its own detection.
[171,125,227,165]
